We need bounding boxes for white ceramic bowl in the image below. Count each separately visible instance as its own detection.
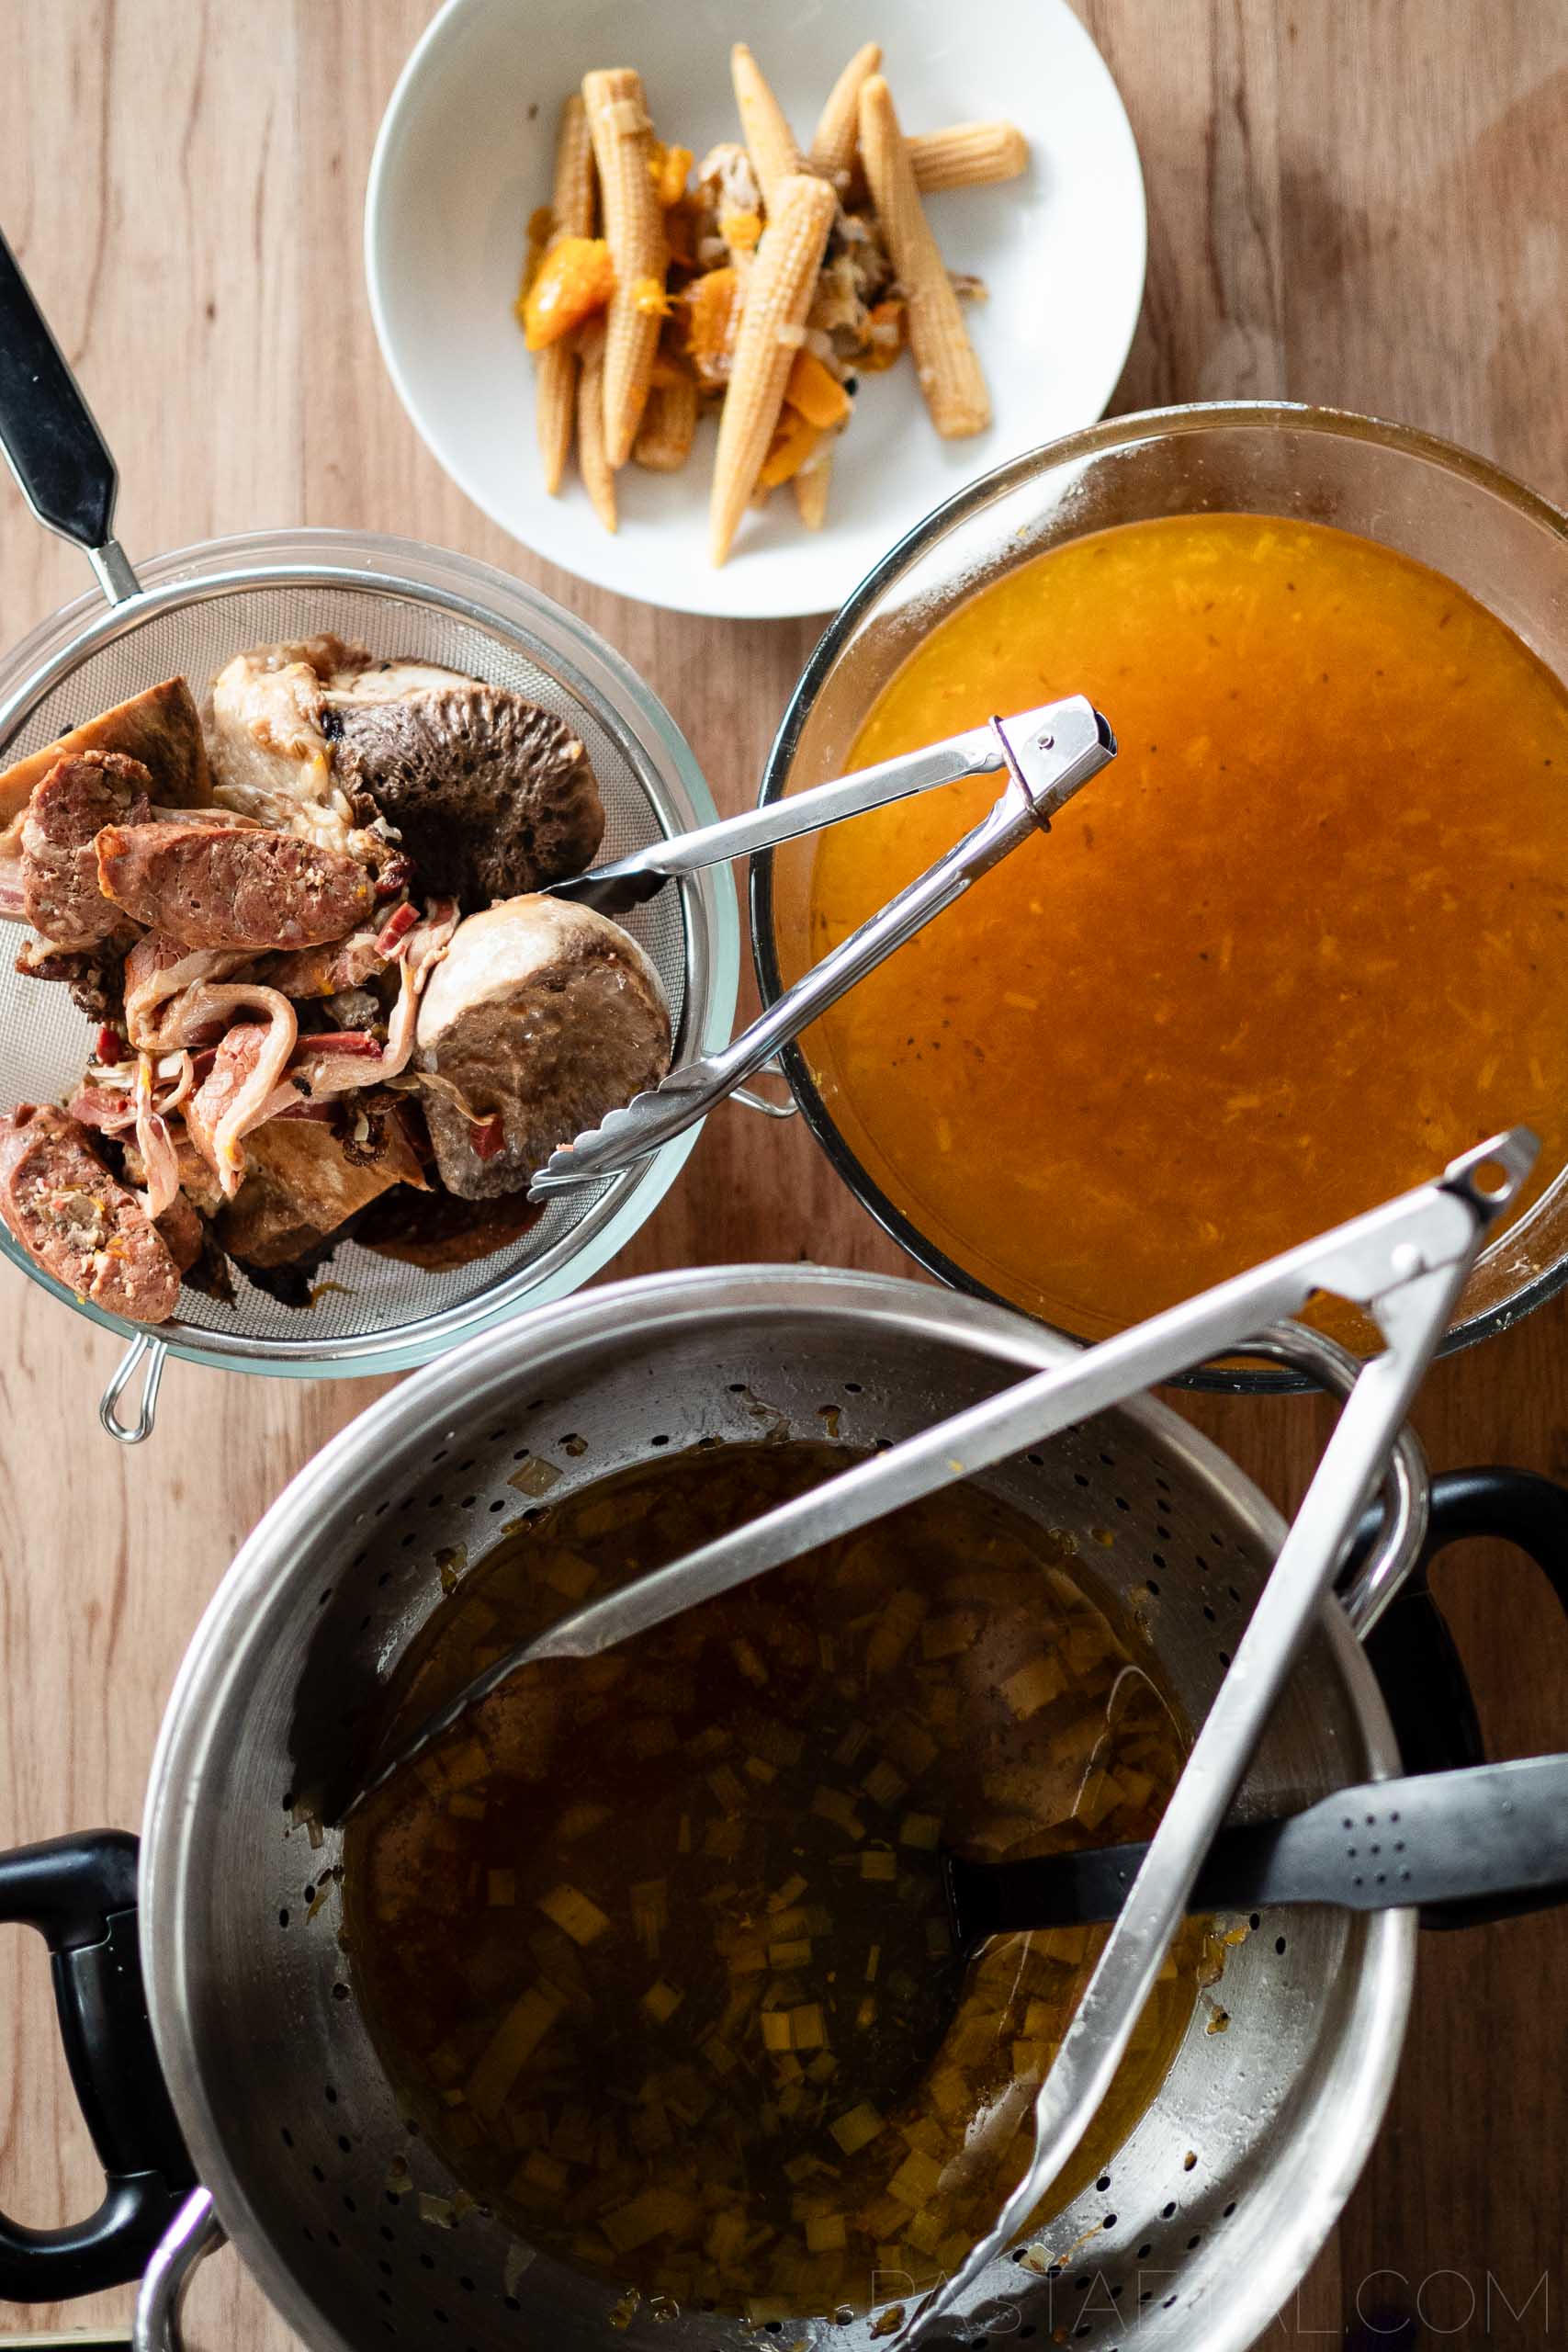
[366,0,1147,619]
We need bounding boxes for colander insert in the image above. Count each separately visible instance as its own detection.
[131,1268,1418,2352]
[0,532,735,1390]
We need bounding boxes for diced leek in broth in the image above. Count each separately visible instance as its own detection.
[344,1442,1214,2320]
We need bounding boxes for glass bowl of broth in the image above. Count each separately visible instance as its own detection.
[753,402,1568,1385]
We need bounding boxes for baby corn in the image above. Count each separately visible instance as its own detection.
[858,75,990,439]
[576,319,617,531]
[535,333,577,498]
[536,94,596,494]
[525,57,1018,539]
[793,451,834,530]
[731,43,806,212]
[634,375,700,472]
[551,88,597,232]
[908,117,1028,194]
[709,172,838,563]
[582,67,668,469]
[808,41,882,189]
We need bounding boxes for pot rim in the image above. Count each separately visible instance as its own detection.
[138,1261,1416,2352]
[750,399,1568,1393]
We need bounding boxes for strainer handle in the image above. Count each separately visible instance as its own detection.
[0,232,140,603]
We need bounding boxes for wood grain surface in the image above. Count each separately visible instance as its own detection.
[2,3,1565,2344]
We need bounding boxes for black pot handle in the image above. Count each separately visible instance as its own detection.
[0,1830,195,2302]
[1353,1467,1568,1930]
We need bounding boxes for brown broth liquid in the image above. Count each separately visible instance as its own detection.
[344,1442,1213,2323]
[792,514,1568,1340]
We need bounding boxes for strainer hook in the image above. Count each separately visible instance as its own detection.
[732,1054,797,1120]
[1224,1320,1430,1634]
[99,1335,167,1446]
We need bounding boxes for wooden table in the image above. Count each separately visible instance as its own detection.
[2,4,1564,2344]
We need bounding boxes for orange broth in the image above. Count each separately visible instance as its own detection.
[795,514,1568,1339]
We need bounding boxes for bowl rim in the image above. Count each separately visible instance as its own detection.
[0,525,740,1378]
[750,399,1568,1393]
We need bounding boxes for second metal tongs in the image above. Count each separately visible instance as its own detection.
[530,695,1116,1197]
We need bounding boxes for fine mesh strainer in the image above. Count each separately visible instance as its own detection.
[6,1268,1566,2352]
[0,238,738,1435]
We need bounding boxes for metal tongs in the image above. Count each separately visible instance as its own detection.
[349,1127,1535,2339]
[530,696,1116,1198]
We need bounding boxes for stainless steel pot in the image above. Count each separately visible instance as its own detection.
[3,1268,1565,2352]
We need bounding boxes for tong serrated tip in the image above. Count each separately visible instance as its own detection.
[528,1097,660,1196]
[529,1069,718,1198]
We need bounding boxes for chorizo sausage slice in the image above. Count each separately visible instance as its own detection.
[0,1102,182,1323]
[20,750,152,947]
[96,823,374,951]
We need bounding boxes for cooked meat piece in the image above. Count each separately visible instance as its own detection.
[96,823,373,950]
[326,659,466,700]
[321,984,383,1032]
[20,751,153,947]
[323,671,604,901]
[0,676,211,855]
[0,1102,181,1322]
[203,636,602,895]
[413,896,671,1199]
[260,926,388,1001]
[123,1128,224,1219]
[356,1182,541,1271]
[152,1189,205,1273]
[218,1096,426,1269]
[204,635,369,852]
[69,1080,137,1135]
[14,933,130,1022]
